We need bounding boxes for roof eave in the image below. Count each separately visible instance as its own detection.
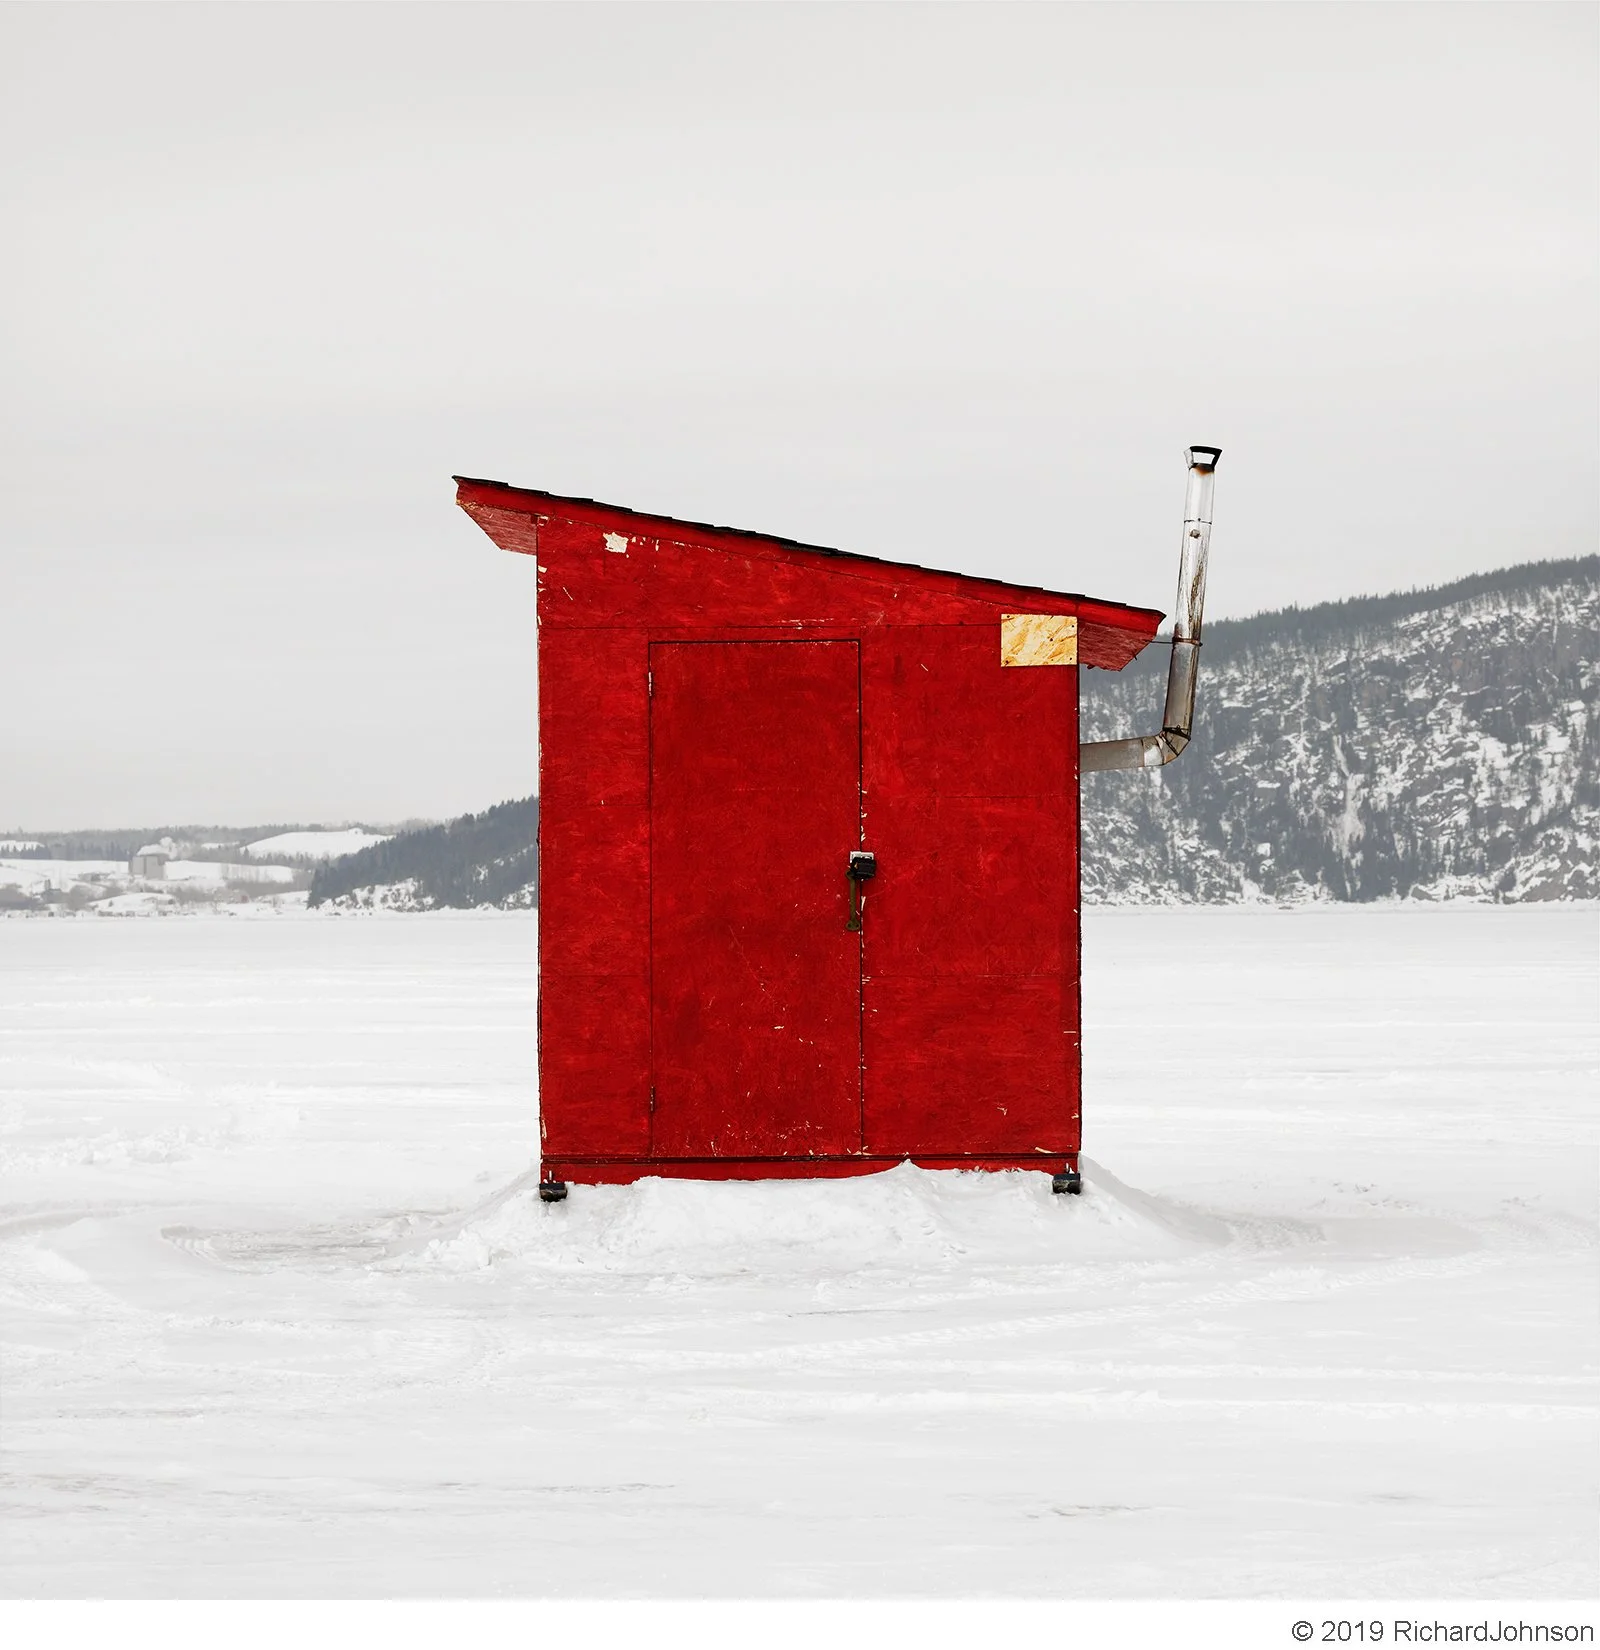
[453,476,1165,658]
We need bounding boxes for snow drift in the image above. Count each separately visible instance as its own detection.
[393,1158,1235,1277]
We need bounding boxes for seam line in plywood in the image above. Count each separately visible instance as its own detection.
[856,635,867,1153]
[646,640,658,1161]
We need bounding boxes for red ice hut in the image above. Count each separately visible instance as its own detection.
[456,447,1220,1200]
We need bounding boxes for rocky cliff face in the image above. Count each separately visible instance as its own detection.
[1079,558,1598,903]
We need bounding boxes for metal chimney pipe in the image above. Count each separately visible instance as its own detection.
[1080,445,1221,772]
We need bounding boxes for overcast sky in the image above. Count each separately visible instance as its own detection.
[2,3,1594,828]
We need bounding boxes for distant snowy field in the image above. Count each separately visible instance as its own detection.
[1,908,1594,1598]
[241,829,392,860]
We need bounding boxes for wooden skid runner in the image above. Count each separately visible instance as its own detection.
[543,1154,1081,1185]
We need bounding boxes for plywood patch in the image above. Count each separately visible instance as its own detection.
[1001,613,1078,666]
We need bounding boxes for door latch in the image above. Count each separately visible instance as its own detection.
[846,851,876,931]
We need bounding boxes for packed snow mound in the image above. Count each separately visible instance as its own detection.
[244,829,391,860]
[393,1159,1232,1276]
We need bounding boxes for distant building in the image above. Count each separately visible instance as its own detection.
[130,844,170,879]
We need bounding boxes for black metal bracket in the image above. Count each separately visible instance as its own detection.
[846,851,876,931]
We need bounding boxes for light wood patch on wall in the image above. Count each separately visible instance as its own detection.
[1000,613,1078,667]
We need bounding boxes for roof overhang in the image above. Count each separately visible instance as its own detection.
[455,476,1164,670]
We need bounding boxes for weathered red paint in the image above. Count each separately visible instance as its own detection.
[456,477,1163,1186]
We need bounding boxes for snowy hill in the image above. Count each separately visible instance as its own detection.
[243,828,392,861]
[308,797,537,912]
[1081,556,1598,903]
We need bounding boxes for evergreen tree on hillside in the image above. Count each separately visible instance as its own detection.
[309,797,538,909]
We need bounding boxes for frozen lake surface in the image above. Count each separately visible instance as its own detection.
[2,907,1595,1597]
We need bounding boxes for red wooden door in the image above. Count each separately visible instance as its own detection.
[650,640,863,1159]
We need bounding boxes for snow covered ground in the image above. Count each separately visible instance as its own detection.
[1,907,1594,1598]
[242,829,392,860]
